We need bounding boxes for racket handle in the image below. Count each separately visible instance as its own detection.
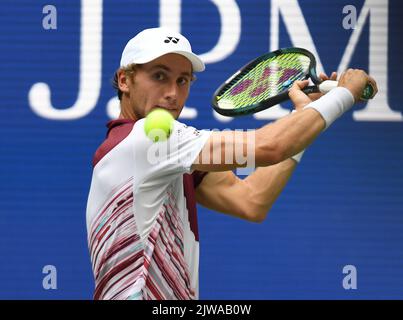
[318,80,375,100]
[318,80,338,93]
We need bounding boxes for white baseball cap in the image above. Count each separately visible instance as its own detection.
[120,27,205,72]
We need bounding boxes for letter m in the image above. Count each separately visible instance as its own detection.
[266,0,401,122]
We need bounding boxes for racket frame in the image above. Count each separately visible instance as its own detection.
[212,47,320,117]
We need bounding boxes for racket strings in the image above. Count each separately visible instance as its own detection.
[217,53,311,109]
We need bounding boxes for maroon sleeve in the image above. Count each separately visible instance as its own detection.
[92,119,136,168]
[191,170,209,189]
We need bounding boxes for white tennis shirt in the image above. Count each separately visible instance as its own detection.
[86,118,211,300]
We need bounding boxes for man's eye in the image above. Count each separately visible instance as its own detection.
[153,72,166,81]
[178,77,189,86]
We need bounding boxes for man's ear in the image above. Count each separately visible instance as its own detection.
[118,69,130,94]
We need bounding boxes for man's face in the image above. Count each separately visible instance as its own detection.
[125,53,193,119]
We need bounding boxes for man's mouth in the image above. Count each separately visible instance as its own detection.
[155,105,176,111]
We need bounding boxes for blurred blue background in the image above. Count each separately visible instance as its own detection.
[0,0,402,299]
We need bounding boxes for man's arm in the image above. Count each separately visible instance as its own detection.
[192,69,375,172]
[193,70,377,222]
[192,107,323,172]
[195,159,297,223]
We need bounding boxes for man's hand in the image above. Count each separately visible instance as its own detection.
[288,72,338,111]
[288,80,312,111]
[308,72,338,101]
[338,69,378,102]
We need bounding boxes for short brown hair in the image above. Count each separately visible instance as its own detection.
[111,63,137,100]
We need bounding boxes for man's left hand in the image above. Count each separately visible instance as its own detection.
[288,72,338,111]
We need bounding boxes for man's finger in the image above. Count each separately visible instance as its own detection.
[288,80,312,110]
[319,72,329,81]
[289,79,309,91]
[320,72,337,82]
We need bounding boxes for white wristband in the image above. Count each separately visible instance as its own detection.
[303,87,355,130]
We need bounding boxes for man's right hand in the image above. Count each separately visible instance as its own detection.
[338,69,378,102]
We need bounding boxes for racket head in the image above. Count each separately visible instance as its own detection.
[212,47,320,116]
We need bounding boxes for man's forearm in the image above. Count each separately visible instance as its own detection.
[255,87,355,166]
[243,158,297,220]
[193,87,355,172]
[255,108,324,166]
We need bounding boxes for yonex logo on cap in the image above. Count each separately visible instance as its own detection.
[120,28,205,71]
[164,36,180,44]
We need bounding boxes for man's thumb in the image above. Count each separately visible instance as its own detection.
[288,80,312,109]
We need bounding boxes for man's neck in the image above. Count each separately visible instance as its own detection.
[119,99,140,120]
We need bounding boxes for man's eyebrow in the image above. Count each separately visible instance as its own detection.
[149,64,192,77]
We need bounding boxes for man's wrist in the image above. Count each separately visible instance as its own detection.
[303,87,355,130]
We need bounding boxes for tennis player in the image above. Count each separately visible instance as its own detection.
[86,27,377,300]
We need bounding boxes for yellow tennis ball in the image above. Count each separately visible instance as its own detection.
[144,108,174,142]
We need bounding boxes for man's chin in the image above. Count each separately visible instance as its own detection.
[151,107,180,119]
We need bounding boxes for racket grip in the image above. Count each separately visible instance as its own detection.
[318,80,375,100]
[318,80,338,93]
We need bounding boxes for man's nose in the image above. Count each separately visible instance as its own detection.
[164,82,178,102]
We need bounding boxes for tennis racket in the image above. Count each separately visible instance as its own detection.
[212,47,375,117]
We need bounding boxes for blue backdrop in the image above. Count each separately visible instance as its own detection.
[1,0,402,299]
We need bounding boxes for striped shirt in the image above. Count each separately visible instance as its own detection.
[86,118,211,299]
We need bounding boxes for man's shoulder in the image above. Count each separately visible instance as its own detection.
[92,119,139,167]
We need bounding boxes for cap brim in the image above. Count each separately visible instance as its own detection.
[171,50,205,72]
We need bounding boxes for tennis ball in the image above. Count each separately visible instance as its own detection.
[144,108,174,142]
